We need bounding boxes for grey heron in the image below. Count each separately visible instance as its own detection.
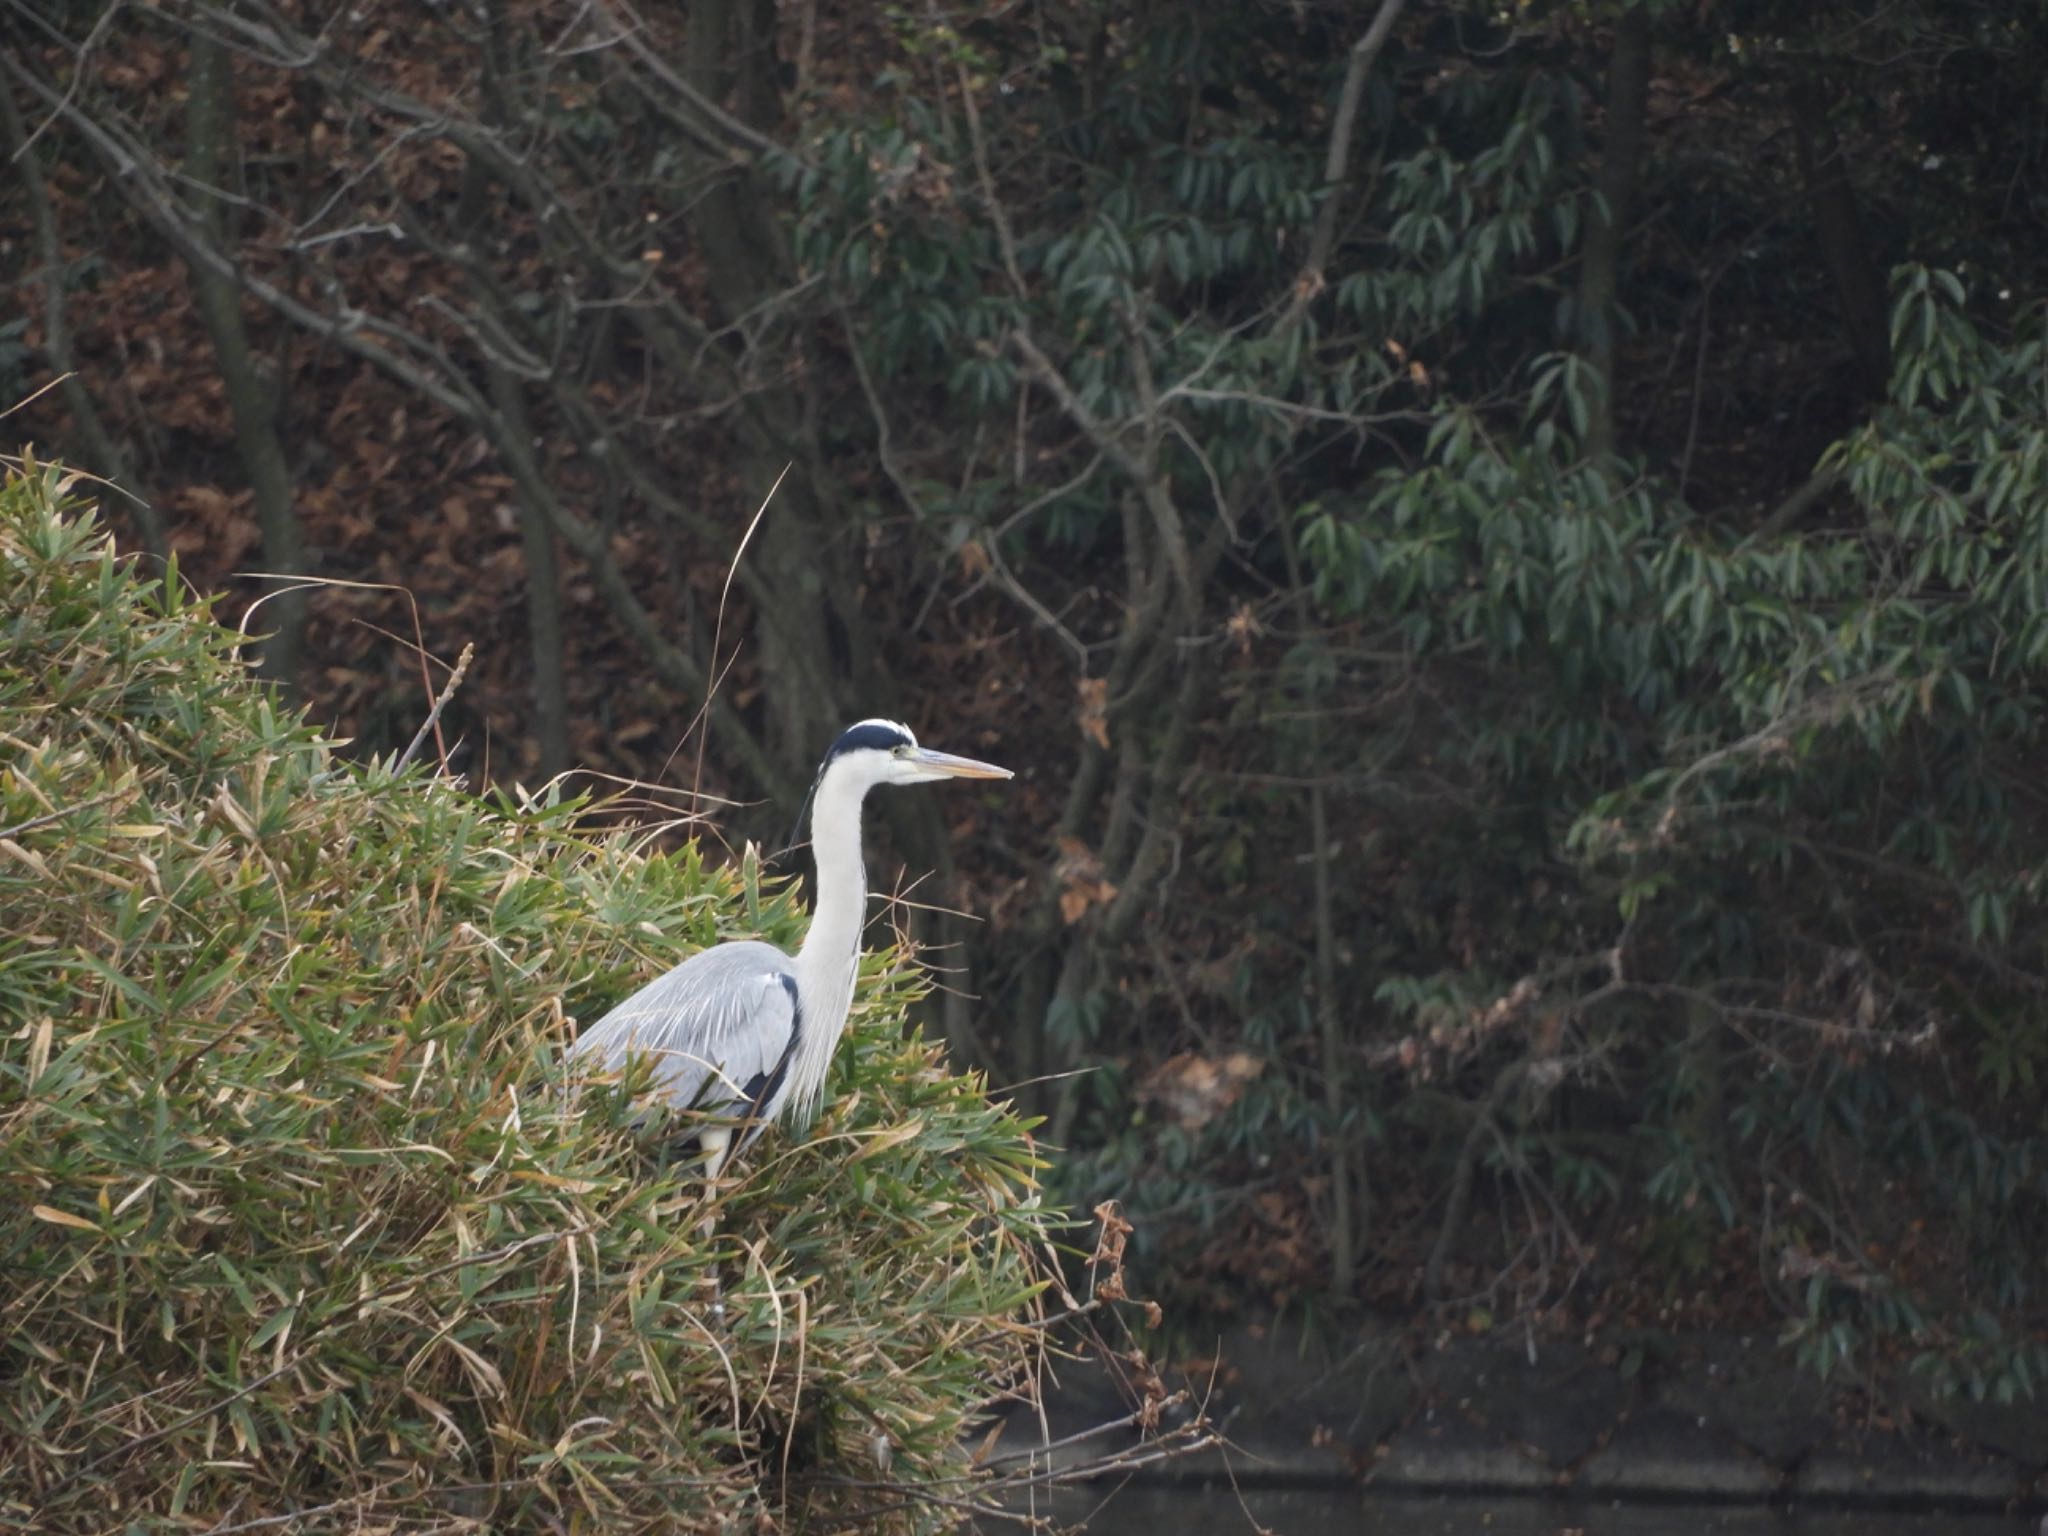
[570,718,1011,1178]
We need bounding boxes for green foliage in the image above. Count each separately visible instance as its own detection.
[1290,263,2048,1389]
[0,464,1053,1531]
[785,7,1583,559]
[778,0,2048,1399]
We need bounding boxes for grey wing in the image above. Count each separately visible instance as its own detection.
[570,940,800,1124]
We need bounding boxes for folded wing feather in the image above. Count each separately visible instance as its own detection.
[570,939,802,1140]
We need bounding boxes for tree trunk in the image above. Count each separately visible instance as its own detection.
[486,368,571,780]
[1574,4,1652,465]
[749,467,862,778]
[452,19,571,782]
[1280,515,1362,1297]
[1790,78,1890,401]
[185,31,306,690]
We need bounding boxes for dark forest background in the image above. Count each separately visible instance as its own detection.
[6,0,2047,1403]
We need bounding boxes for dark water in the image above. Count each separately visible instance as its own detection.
[992,1485,2037,1534]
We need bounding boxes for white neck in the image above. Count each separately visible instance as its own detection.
[788,766,870,1123]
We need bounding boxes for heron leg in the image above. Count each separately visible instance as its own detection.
[696,1125,731,1321]
[702,1125,731,1172]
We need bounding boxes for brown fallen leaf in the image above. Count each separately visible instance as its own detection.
[1076,675,1109,749]
[1139,1050,1265,1131]
[1054,834,1117,925]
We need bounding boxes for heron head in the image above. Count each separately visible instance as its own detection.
[822,718,1012,789]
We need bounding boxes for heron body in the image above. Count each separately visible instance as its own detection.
[569,719,1010,1175]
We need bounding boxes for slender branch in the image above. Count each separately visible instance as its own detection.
[955,57,1026,299]
[1740,462,1845,546]
[592,0,784,160]
[836,300,931,527]
[1007,330,1146,486]
[1295,0,1409,304]
[10,38,800,792]
[2,0,124,156]
[0,789,128,843]
[3,52,489,423]
[0,73,165,554]
[1424,1058,1526,1303]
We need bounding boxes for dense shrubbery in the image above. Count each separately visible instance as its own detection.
[0,464,1055,1530]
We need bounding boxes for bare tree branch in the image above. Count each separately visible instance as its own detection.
[0,69,166,555]
[1294,0,1409,311]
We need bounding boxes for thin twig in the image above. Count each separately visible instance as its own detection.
[955,56,1026,299]
[679,461,788,797]
[395,642,476,773]
[0,789,127,843]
